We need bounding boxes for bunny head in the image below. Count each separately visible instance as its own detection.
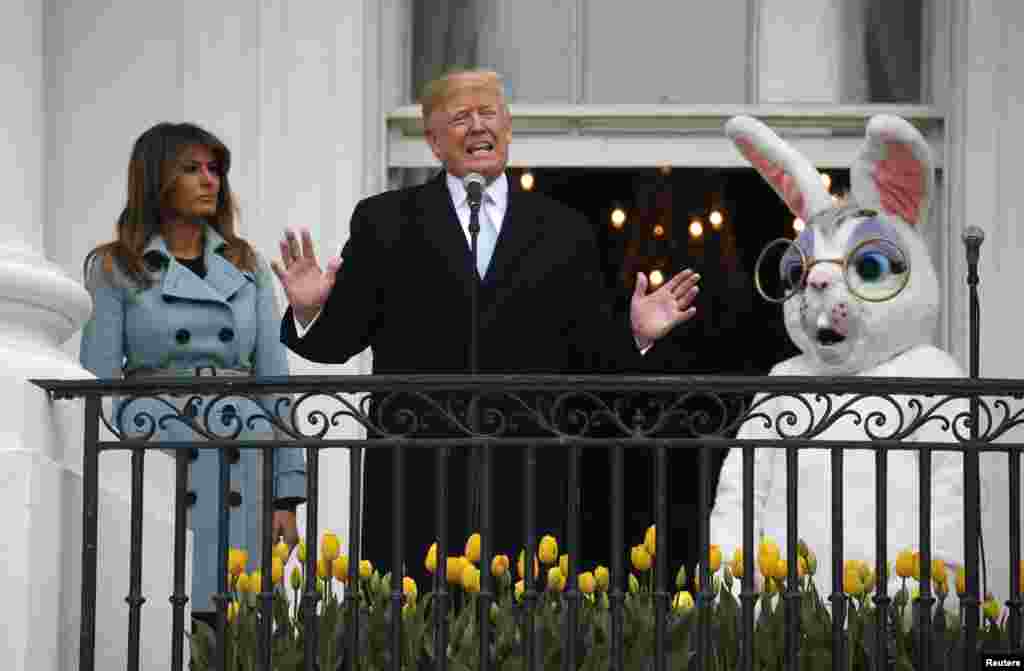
[726,115,939,374]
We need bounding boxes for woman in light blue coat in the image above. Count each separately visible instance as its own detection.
[79,122,305,621]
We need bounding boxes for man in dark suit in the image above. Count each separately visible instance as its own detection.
[272,70,700,586]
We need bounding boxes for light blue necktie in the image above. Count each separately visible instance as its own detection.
[474,196,498,279]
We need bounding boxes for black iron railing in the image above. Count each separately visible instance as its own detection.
[29,372,1024,671]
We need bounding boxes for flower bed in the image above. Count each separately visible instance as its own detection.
[188,530,1020,670]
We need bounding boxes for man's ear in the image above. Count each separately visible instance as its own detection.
[423,122,444,163]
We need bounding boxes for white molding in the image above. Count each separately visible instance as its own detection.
[389,103,944,131]
[387,103,945,169]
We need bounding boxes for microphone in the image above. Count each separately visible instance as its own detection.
[463,172,486,210]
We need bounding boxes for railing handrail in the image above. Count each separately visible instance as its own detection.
[30,372,1024,398]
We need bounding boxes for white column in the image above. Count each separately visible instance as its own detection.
[0,2,99,671]
[254,0,384,594]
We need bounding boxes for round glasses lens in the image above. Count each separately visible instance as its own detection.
[845,238,910,302]
[755,239,805,302]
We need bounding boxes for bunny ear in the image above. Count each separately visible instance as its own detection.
[725,115,833,221]
[850,115,934,228]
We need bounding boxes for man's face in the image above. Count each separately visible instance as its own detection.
[425,80,512,180]
[166,144,221,218]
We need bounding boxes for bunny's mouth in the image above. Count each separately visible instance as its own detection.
[816,328,847,346]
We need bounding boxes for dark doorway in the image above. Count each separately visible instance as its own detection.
[507,165,849,587]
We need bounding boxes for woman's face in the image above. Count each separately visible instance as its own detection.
[165,144,221,219]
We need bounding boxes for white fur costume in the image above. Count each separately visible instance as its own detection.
[709,115,968,600]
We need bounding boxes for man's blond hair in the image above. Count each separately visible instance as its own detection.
[420,69,507,123]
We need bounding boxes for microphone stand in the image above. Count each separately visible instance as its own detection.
[467,192,482,537]
[466,177,494,671]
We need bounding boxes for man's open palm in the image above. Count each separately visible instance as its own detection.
[630,269,700,346]
[271,228,341,325]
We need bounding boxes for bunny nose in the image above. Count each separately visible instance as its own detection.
[806,267,833,291]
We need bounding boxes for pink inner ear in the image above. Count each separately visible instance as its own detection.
[873,141,924,226]
[736,137,806,219]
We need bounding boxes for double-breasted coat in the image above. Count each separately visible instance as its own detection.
[79,225,306,610]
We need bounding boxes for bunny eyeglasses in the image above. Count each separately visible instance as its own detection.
[754,235,911,304]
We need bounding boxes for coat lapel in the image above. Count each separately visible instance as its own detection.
[416,172,477,291]
[483,187,545,287]
[146,225,252,305]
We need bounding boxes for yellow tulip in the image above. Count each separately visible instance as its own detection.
[517,550,539,580]
[956,565,966,595]
[911,552,921,580]
[462,564,481,593]
[595,565,610,591]
[290,565,303,591]
[578,571,596,594]
[644,525,656,558]
[465,533,481,563]
[321,532,341,563]
[560,554,569,579]
[227,600,240,624]
[297,542,307,563]
[447,556,467,584]
[359,559,373,579]
[250,569,263,591]
[798,556,807,577]
[773,558,788,581]
[491,554,509,578]
[730,547,744,579]
[333,556,349,583]
[425,543,438,575]
[861,565,876,594]
[631,545,652,572]
[895,549,915,579]
[274,538,290,564]
[844,568,864,596]
[317,558,329,580]
[673,590,695,613]
[235,572,250,594]
[758,538,780,579]
[932,560,949,592]
[547,566,564,592]
[228,548,248,577]
[514,579,525,602]
[272,556,284,585]
[628,573,640,594]
[539,535,559,565]
[403,576,417,604]
[708,544,722,573]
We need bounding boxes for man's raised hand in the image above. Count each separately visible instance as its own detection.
[629,268,700,348]
[270,228,341,327]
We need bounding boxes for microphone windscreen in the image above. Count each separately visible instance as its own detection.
[463,173,485,204]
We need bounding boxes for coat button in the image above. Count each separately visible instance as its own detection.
[186,490,197,507]
[175,328,190,344]
[218,327,234,343]
[228,491,243,508]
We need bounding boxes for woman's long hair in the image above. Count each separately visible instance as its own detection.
[85,122,257,284]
